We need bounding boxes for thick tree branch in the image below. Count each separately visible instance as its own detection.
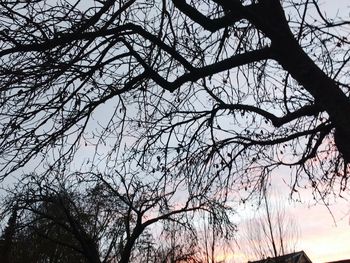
[125,45,273,92]
[218,103,321,127]
[172,0,243,32]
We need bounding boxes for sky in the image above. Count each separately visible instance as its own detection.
[225,171,350,263]
[295,201,350,262]
[260,194,349,263]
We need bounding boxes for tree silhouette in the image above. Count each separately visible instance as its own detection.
[1,185,99,263]
[1,168,233,263]
[1,0,349,197]
[241,193,299,261]
[0,1,349,261]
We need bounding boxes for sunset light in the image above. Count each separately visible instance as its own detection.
[0,0,349,262]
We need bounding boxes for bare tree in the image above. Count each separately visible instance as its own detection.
[1,165,235,263]
[149,212,235,263]
[0,0,349,200]
[151,221,200,263]
[0,1,350,261]
[195,212,235,263]
[1,181,102,263]
[241,193,299,260]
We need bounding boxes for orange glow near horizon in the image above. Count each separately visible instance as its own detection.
[216,251,248,263]
[216,181,350,263]
[296,207,350,263]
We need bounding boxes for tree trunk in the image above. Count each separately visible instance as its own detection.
[119,224,145,263]
[250,1,350,161]
[83,239,101,263]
